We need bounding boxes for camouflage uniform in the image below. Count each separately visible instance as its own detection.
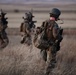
[0,10,8,40]
[20,13,30,44]
[20,12,36,44]
[40,8,63,75]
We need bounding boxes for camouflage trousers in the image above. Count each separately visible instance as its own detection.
[2,30,7,39]
[40,46,57,75]
[20,32,32,45]
[0,30,9,48]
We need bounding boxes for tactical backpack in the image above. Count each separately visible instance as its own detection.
[33,20,63,50]
[33,31,49,50]
[33,20,54,49]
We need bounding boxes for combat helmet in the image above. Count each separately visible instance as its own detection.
[28,12,34,18]
[0,9,6,17]
[22,13,29,20]
[49,8,61,20]
[28,12,34,21]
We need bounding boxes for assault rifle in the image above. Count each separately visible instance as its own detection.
[59,27,63,36]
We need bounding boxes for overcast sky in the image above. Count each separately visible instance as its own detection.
[0,0,76,4]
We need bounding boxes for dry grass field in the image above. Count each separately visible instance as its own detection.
[0,3,76,75]
[0,35,76,75]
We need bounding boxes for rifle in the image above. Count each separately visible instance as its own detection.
[59,27,63,35]
[32,21,37,23]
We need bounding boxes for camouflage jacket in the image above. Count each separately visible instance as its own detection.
[41,19,63,43]
[1,18,8,30]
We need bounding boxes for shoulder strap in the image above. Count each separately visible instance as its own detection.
[47,20,55,31]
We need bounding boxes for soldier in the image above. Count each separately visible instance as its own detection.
[39,8,63,75]
[20,13,30,44]
[20,12,36,44]
[0,10,8,39]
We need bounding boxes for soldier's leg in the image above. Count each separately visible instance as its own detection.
[0,32,9,48]
[45,63,55,75]
[20,32,26,44]
[21,37,25,44]
[45,47,56,75]
[45,48,52,75]
[40,49,47,62]
[26,35,32,45]
[46,47,53,64]
[0,34,5,44]
[2,30,7,39]
[2,30,9,42]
